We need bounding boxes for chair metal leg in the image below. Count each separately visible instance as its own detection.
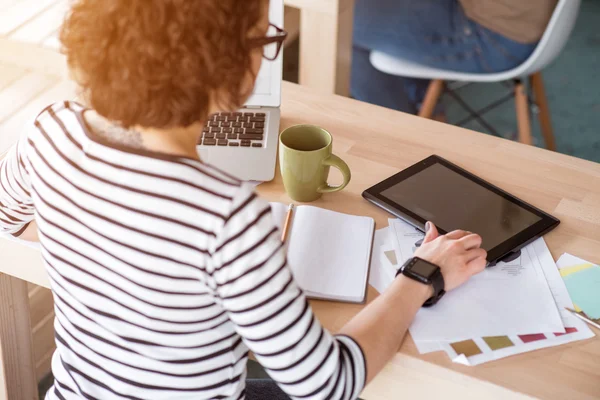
[514,80,533,146]
[529,72,557,151]
[419,80,444,119]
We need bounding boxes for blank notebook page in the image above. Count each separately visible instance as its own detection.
[287,206,374,301]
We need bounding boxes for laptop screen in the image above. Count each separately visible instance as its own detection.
[253,62,273,96]
[244,0,283,108]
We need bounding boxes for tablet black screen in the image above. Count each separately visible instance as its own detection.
[380,163,542,251]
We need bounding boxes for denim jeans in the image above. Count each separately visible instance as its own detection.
[245,379,291,400]
[351,0,539,114]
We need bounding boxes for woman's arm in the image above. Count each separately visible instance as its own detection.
[211,185,486,398]
[340,274,431,384]
[211,186,366,400]
[340,223,487,384]
[0,137,37,239]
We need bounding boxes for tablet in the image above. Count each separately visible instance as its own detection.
[362,155,560,265]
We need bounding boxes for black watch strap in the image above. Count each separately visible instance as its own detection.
[422,269,445,307]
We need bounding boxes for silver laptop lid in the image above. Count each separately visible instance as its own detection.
[245,0,284,109]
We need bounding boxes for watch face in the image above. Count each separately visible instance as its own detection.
[406,258,438,280]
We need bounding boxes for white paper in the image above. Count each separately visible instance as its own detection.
[385,219,565,341]
[539,250,587,328]
[413,339,443,354]
[556,253,591,270]
[389,218,423,266]
[368,228,397,295]
[271,204,374,302]
[452,354,471,366]
[411,239,564,341]
[431,251,595,366]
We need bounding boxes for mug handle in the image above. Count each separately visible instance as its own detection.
[317,154,351,194]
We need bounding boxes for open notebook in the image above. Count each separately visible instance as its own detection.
[271,203,375,303]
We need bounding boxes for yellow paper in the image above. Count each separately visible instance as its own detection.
[559,263,594,313]
[559,263,594,278]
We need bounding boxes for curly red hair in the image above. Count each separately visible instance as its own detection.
[60,0,267,129]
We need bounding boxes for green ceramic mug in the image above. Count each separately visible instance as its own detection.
[279,125,351,202]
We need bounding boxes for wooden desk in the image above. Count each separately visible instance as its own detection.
[284,0,355,96]
[1,82,600,400]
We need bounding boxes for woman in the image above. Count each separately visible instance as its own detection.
[0,0,487,399]
[351,0,557,114]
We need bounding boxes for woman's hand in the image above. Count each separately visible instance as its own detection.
[414,222,487,292]
[340,221,487,386]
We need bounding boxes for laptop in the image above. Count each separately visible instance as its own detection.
[197,0,284,182]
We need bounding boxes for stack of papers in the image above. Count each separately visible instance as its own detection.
[557,253,600,320]
[369,219,595,366]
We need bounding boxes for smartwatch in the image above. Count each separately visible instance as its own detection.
[396,257,446,307]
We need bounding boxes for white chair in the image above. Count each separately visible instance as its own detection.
[369,0,581,150]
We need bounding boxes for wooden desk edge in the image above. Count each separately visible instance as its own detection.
[362,354,535,400]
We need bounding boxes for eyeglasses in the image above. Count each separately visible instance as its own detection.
[249,23,288,61]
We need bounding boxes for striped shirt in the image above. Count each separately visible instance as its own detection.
[0,102,366,400]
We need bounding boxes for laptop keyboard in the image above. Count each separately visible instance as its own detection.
[198,112,266,148]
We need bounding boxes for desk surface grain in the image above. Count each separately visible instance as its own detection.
[1,82,599,399]
[259,83,600,400]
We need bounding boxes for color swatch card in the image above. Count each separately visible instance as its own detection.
[387,220,564,341]
[425,250,595,366]
[556,253,600,319]
[368,225,595,365]
[440,322,591,367]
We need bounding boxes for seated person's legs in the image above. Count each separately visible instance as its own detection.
[351,0,538,113]
[352,46,417,113]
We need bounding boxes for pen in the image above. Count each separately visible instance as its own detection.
[565,307,600,330]
[281,203,294,242]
